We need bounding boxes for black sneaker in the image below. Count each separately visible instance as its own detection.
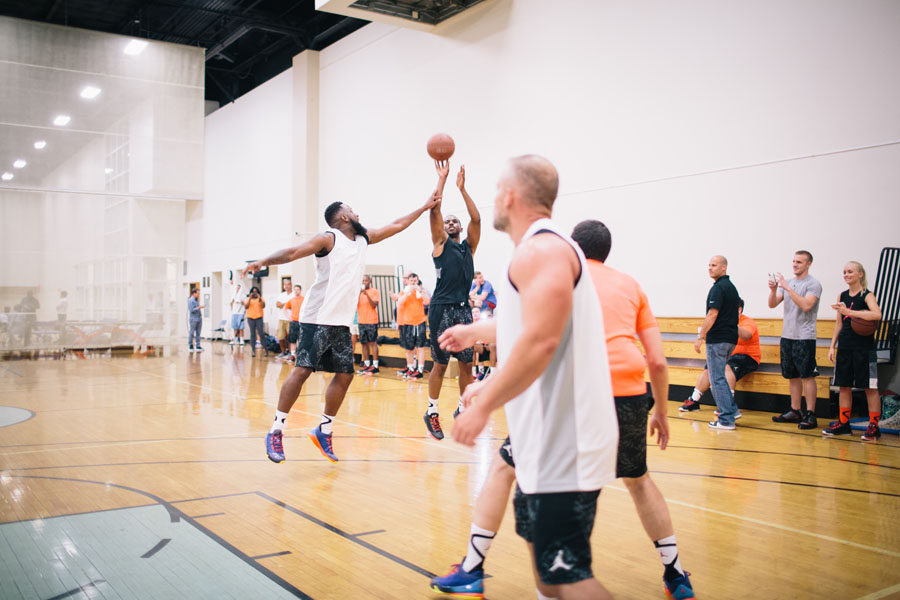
[407,370,423,380]
[424,411,444,440]
[861,422,881,442]
[369,365,380,374]
[822,420,852,436]
[798,410,818,430]
[678,398,701,412]
[772,409,802,423]
[397,367,411,377]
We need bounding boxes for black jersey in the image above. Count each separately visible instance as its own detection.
[838,289,874,349]
[431,237,474,305]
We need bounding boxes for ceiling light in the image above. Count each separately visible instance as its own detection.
[105,168,114,175]
[13,159,26,169]
[1,172,13,181]
[53,115,71,126]
[80,86,102,99]
[124,39,148,56]
[34,140,47,150]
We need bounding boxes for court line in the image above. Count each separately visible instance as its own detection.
[252,551,293,560]
[652,470,900,499]
[45,579,107,600]
[0,364,23,377]
[663,444,900,471]
[140,538,172,558]
[604,484,900,560]
[856,582,900,600]
[5,475,312,599]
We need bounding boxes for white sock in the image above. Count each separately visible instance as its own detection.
[417,364,424,373]
[654,534,685,580]
[407,362,415,370]
[691,388,702,401]
[271,410,288,433]
[457,396,465,413]
[319,414,335,435]
[536,590,557,600]
[427,398,439,415]
[461,524,495,572]
[373,360,378,367]
[363,360,370,367]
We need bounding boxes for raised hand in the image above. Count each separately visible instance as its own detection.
[456,164,466,190]
[435,159,450,180]
[242,261,264,279]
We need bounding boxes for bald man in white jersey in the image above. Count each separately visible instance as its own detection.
[244,191,440,464]
[440,155,618,600]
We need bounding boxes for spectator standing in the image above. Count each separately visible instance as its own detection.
[20,290,39,348]
[394,273,430,379]
[229,283,246,345]
[357,275,381,373]
[469,271,497,314]
[187,288,205,352]
[769,251,822,429]
[274,278,293,359]
[285,285,305,360]
[824,261,883,441]
[244,286,267,357]
[694,255,740,430]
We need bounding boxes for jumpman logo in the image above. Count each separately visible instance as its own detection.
[502,442,512,457]
[549,549,573,572]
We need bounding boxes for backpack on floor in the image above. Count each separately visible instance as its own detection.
[265,334,281,354]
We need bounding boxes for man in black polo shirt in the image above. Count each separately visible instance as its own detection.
[694,255,741,430]
[424,160,481,440]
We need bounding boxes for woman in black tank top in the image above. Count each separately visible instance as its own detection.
[824,261,883,440]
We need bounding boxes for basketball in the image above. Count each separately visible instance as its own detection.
[850,316,879,336]
[427,133,455,161]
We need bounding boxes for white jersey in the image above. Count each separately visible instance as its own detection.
[497,218,618,494]
[299,228,368,327]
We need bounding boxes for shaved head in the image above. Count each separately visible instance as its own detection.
[712,255,727,266]
[508,155,559,211]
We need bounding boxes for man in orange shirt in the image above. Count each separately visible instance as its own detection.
[679,300,760,417]
[357,275,381,374]
[431,220,694,600]
[393,273,430,379]
[284,285,304,361]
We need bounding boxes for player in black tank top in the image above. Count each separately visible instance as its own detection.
[825,261,883,440]
[424,160,482,441]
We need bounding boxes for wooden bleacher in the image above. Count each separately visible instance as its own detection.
[651,317,836,403]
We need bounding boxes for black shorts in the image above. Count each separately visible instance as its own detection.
[727,353,759,381]
[833,347,878,389]
[615,393,649,479]
[513,486,600,585]
[780,339,818,379]
[429,302,474,365]
[358,323,378,344]
[398,323,428,350]
[499,436,514,468]
[294,323,354,373]
[288,321,300,344]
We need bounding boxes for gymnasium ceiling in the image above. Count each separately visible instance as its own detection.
[0,0,486,107]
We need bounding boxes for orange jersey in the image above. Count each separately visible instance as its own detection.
[245,298,264,319]
[357,288,380,324]
[285,295,304,322]
[398,288,427,326]
[587,260,658,396]
[733,313,761,363]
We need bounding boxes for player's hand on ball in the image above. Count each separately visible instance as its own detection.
[434,159,450,179]
[439,324,477,352]
[452,397,489,447]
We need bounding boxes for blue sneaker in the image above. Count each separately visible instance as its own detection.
[308,426,339,463]
[430,562,484,598]
[664,572,695,600]
[265,430,285,463]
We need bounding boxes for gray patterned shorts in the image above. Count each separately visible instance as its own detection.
[428,302,474,365]
[295,323,354,373]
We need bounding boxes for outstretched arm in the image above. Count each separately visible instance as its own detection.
[368,192,441,245]
[430,160,450,249]
[457,165,481,254]
[242,232,334,278]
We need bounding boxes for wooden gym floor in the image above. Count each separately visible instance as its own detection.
[1,346,899,600]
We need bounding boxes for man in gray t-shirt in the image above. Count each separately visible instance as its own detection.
[768,250,822,429]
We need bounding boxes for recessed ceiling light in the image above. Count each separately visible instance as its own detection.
[80,86,102,99]
[13,159,27,169]
[1,172,13,181]
[105,168,114,175]
[124,39,148,55]
[34,140,47,150]
[53,115,71,126]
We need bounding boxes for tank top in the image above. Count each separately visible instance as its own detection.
[431,237,474,305]
[838,289,874,350]
[497,218,618,495]
[299,228,368,327]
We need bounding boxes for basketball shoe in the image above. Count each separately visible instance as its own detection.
[265,430,285,463]
[308,425,338,462]
[663,571,695,600]
[430,562,484,599]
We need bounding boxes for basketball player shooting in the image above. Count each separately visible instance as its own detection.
[243,189,441,464]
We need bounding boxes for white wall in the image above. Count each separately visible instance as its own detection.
[314,0,900,316]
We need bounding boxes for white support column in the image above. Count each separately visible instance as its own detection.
[290,51,321,290]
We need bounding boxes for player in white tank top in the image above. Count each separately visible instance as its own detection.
[438,155,617,598]
[242,191,441,464]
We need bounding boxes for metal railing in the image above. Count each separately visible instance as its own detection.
[369,274,402,328]
[874,247,900,364]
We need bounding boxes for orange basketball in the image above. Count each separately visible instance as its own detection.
[427,133,455,161]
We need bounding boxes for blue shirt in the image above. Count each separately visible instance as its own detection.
[188,297,202,321]
[470,280,497,307]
